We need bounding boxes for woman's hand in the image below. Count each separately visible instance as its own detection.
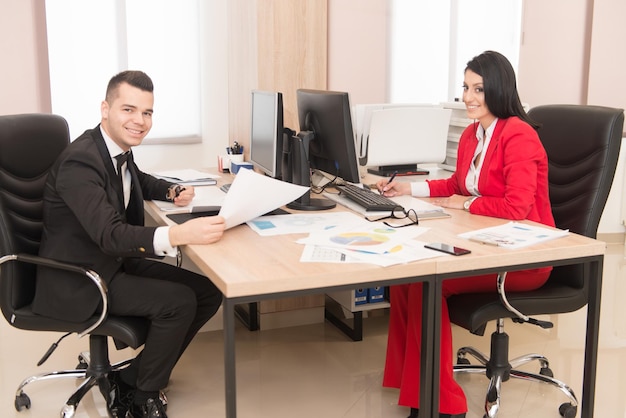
[432,194,468,210]
[376,179,411,197]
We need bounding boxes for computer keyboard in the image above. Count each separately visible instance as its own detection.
[336,183,399,211]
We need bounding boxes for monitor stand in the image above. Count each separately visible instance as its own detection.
[287,191,336,211]
[285,131,336,211]
[367,164,429,176]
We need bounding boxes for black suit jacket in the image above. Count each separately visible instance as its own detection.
[33,125,174,321]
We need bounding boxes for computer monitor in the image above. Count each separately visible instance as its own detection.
[353,102,437,164]
[282,89,362,211]
[249,90,284,179]
[359,106,452,176]
[297,89,361,184]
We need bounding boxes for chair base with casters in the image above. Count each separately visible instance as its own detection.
[12,336,143,417]
[453,317,578,418]
[14,335,131,417]
[449,270,582,418]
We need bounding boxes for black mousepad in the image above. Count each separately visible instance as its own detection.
[166,207,289,224]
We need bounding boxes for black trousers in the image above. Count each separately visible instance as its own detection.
[107,258,222,392]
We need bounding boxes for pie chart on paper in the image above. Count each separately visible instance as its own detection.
[329,232,391,247]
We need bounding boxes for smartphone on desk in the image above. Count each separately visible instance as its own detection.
[424,242,471,256]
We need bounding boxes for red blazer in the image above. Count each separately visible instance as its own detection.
[427,117,555,227]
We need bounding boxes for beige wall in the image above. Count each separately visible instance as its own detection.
[0,0,50,115]
[518,0,591,106]
[328,0,388,105]
[587,0,626,112]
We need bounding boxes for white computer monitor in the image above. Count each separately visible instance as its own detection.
[358,106,452,176]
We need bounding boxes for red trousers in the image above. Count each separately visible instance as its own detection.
[382,267,551,415]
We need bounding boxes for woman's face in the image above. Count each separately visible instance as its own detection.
[462,69,496,129]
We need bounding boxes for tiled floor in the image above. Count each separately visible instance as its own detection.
[0,243,624,418]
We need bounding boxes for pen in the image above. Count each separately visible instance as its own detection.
[381,170,398,195]
[174,186,186,199]
[469,237,499,246]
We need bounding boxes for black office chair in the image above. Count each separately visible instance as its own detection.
[0,113,150,417]
[448,105,624,418]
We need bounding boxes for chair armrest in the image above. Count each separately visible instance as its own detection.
[0,253,108,338]
[497,271,553,329]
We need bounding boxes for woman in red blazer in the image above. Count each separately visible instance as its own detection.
[376,51,555,418]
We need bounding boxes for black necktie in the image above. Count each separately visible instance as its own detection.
[115,152,130,179]
[114,152,131,208]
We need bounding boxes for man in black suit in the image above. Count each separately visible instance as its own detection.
[33,70,225,418]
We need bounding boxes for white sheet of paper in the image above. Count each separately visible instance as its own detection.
[297,219,429,254]
[458,221,569,249]
[218,169,309,229]
[246,212,363,236]
[300,239,444,266]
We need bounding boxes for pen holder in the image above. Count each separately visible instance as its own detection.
[218,154,244,172]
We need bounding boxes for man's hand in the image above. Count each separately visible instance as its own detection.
[169,215,225,246]
[173,185,195,206]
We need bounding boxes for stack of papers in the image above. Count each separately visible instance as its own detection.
[153,169,220,186]
[458,221,569,249]
[246,211,445,267]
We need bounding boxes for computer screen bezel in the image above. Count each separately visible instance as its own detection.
[296,89,361,184]
[249,90,284,179]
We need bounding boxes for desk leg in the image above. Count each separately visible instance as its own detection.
[581,257,603,418]
[419,278,437,418]
[224,298,237,418]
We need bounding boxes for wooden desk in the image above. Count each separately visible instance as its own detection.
[144,179,605,418]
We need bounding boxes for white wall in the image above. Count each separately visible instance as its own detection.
[130,1,230,173]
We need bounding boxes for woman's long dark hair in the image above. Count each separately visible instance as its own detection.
[466,51,539,129]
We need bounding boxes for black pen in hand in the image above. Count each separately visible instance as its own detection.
[381,171,398,195]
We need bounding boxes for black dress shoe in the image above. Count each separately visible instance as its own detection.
[105,371,135,418]
[126,397,168,418]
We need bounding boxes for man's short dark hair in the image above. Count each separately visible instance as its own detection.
[105,70,154,102]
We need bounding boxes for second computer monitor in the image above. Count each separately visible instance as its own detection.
[360,106,452,176]
[249,90,284,179]
[296,89,361,184]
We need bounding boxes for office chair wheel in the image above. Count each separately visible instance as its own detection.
[14,392,31,411]
[539,366,554,378]
[61,403,77,418]
[457,357,471,365]
[76,352,89,369]
[559,402,577,418]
